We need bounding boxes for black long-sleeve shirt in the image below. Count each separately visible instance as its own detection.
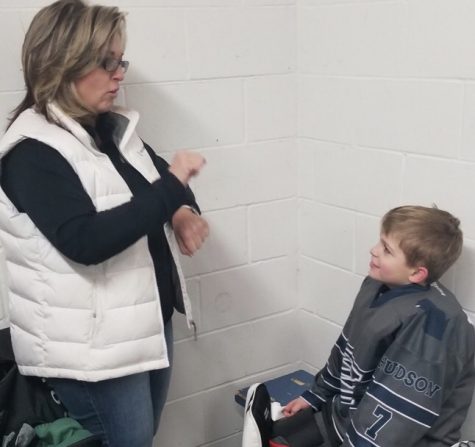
[0,115,198,322]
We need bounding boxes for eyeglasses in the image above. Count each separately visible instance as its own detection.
[100,57,129,73]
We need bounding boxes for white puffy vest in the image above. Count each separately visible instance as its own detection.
[0,103,193,381]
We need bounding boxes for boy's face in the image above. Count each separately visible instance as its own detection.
[369,233,418,287]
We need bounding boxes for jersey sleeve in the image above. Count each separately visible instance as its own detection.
[302,280,374,411]
[301,335,349,410]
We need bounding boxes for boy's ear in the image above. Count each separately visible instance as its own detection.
[410,266,429,284]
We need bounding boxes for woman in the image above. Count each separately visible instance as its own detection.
[0,0,208,445]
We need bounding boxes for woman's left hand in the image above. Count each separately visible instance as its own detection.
[172,207,209,256]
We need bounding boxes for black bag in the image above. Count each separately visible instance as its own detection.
[0,328,102,446]
[0,327,65,436]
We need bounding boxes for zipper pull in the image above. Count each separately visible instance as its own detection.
[191,321,197,341]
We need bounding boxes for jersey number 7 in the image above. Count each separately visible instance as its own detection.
[365,405,393,440]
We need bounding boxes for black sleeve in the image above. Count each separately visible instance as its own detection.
[143,142,201,215]
[1,139,189,265]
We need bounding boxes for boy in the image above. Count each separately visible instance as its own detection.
[243,206,475,447]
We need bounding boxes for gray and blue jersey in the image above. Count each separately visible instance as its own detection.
[302,277,475,447]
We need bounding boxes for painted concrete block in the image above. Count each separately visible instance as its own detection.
[192,140,297,212]
[125,80,244,152]
[249,199,298,261]
[298,257,360,326]
[404,157,475,240]
[246,75,297,142]
[188,7,295,78]
[181,207,248,277]
[310,140,403,215]
[123,9,187,83]
[299,3,405,76]
[199,257,296,332]
[300,201,354,270]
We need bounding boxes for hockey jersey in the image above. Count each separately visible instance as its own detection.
[302,277,475,447]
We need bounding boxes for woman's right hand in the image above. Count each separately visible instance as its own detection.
[282,397,311,417]
[168,151,206,185]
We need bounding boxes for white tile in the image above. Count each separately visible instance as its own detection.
[299,77,464,157]
[101,0,239,5]
[299,3,406,76]
[249,199,298,261]
[168,327,246,401]
[298,310,341,370]
[461,83,475,161]
[407,0,475,78]
[246,312,301,377]
[246,75,297,142]
[155,364,295,447]
[199,258,296,332]
[0,11,25,92]
[355,214,380,277]
[202,434,242,447]
[300,201,354,270]
[354,79,463,157]
[19,10,38,32]
[298,76,355,143]
[438,266,456,294]
[123,9,187,83]
[299,257,360,326]
[125,80,244,152]
[155,383,244,447]
[299,0,366,4]
[244,0,295,4]
[168,312,300,400]
[298,141,315,200]
[309,140,403,215]
[0,0,49,7]
[454,239,475,313]
[114,88,127,109]
[403,157,475,240]
[188,7,296,78]
[192,140,297,212]
[0,92,24,136]
[180,208,248,277]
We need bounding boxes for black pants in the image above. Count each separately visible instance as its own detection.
[272,406,341,447]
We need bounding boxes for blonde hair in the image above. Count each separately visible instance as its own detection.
[381,205,463,284]
[8,0,126,128]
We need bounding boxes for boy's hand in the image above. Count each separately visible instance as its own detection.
[172,207,209,256]
[282,397,311,417]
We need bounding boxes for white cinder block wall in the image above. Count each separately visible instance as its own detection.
[2,0,475,445]
[298,0,475,441]
[0,1,299,447]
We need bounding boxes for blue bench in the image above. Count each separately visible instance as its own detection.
[234,369,314,408]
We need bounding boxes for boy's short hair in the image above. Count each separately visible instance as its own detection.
[381,205,463,284]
